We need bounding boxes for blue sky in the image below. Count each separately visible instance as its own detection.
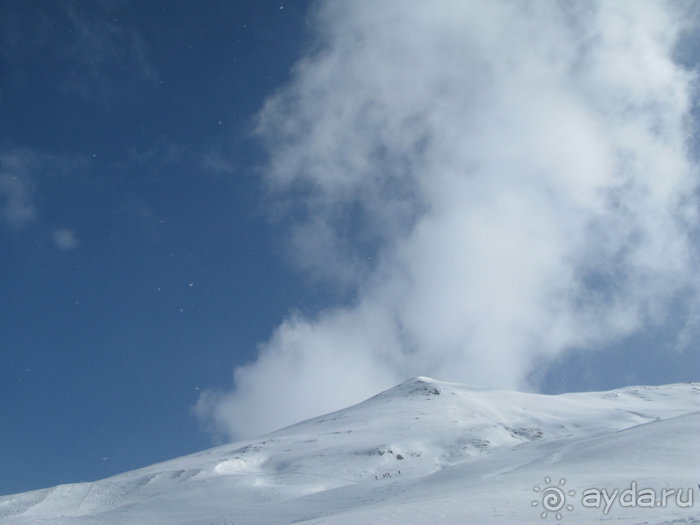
[2,0,699,496]
[1,0,318,494]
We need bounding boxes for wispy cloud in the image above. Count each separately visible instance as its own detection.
[1,1,156,99]
[0,151,37,228]
[201,150,236,176]
[0,148,92,244]
[64,2,155,78]
[52,228,79,250]
[196,1,700,440]
[58,2,156,98]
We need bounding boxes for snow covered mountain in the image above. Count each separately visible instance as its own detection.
[1,377,698,524]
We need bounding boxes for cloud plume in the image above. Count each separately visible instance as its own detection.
[196,0,699,440]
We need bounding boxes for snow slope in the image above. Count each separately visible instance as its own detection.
[1,377,698,524]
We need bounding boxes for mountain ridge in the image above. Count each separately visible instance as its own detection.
[1,378,698,524]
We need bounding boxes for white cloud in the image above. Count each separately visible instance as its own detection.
[197,0,700,440]
[53,228,79,250]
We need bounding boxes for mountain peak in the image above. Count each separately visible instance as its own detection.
[2,379,698,524]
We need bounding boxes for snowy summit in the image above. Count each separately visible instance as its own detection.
[1,377,698,524]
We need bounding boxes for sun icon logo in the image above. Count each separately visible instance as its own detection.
[531,476,575,521]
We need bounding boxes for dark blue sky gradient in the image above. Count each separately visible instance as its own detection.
[1,0,316,495]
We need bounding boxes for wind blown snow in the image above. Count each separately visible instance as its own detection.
[196,0,699,440]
